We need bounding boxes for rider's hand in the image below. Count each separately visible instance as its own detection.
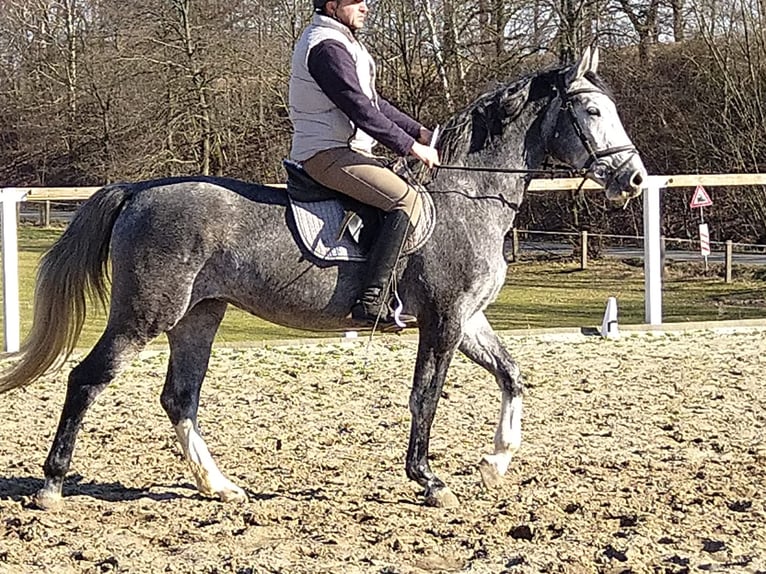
[410,141,440,169]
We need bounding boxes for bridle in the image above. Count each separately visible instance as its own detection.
[435,75,639,192]
[552,77,638,190]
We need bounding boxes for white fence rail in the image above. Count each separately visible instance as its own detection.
[2,174,765,351]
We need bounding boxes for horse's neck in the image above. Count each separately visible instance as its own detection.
[427,171,521,239]
[520,100,551,172]
[438,105,540,213]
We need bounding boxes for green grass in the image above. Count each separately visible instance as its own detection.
[3,226,765,350]
[490,258,766,328]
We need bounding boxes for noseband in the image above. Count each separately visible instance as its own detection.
[554,79,638,190]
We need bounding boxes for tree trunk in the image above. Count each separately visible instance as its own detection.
[669,0,685,41]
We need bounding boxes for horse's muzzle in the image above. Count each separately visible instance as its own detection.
[602,153,647,206]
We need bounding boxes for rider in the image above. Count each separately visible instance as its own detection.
[288,0,440,327]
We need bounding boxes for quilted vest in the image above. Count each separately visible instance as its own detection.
[289,15,378,162]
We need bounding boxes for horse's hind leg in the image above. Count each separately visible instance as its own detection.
[458,311,524,488]
[159,299,246,503]
[34,329,147,509]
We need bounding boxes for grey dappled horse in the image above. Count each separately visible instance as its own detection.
[0,48,646,509]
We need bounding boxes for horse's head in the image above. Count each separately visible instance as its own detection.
[538,47,647,206]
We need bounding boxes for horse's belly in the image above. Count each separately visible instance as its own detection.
[198,257,360,331]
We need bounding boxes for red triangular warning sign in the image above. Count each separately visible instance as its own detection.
[690,185,713,208]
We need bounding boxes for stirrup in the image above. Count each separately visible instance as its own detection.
[350,301,416,329]
[391,289,415,328]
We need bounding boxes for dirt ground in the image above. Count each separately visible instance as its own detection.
[1,326,765,574]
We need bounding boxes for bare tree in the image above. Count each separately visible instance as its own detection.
[668,0,685,41]
[613,0,660,59]
[420,0,454,108]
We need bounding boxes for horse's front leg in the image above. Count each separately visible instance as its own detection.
[458,311,524,488]
[406,317,462,508]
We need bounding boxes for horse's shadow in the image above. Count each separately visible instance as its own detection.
[0,475,301,506]
[0,475,419,507]
[0,474,183,504]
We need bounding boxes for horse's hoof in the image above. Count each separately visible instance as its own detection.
[424,486,459,508]
[479,459,503,489]
[218,488,247,503]
[30,489,63,511]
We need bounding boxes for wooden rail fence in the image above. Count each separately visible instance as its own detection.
[1,174,765,351]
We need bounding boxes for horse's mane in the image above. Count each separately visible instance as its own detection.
[437,71,547,164]
[437,66,612,165]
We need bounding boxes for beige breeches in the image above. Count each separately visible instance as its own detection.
[302,147,422,225]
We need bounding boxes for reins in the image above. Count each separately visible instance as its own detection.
[434,164,585,177]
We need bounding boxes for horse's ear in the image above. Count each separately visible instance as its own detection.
[573,46,592,82]
[589,46,600,73]
[565,46,597,87]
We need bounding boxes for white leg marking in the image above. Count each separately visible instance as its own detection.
[175,419,247,502]
[482,392,522,476]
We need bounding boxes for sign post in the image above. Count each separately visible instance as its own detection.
[689,185,713,269]
[699,222,711,257]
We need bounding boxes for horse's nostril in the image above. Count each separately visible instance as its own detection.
[631,171,644,187]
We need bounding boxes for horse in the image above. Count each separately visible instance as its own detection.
[0,47,646,509]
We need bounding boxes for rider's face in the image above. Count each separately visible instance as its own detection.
[327,0,368,31]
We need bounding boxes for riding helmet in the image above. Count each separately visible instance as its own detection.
[313,0,329,12]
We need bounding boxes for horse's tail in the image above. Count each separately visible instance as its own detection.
[0,183,134,393]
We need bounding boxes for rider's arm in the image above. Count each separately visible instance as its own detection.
[307,40,417,156]
[377,97,421,140]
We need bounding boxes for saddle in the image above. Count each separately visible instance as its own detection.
[283,159,435,262]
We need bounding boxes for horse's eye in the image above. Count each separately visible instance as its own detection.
[587,107,600,116]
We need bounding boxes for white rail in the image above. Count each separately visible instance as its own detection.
[1,189,28,352]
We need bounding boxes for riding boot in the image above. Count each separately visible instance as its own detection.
[351,210,417,327]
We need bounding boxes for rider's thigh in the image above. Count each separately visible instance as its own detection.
[303,147,421,223]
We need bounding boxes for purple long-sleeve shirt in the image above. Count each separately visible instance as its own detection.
[307,40,421,157]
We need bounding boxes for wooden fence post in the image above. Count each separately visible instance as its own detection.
[38,201,51,227]
[725,240,732,283]
[580,230,588,270]
[512,228,519,262]
[0,188,27,352]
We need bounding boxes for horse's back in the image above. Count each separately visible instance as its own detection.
[118,176,285,231]
[112,177,285,247]
[108,177,360,331]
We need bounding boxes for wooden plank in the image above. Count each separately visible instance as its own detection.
[13,187,100,202]
[5,173,765,202]
[527,178,602,191]
[528,173,766,191]
[18,185,288,201]
[649,173,766,187]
